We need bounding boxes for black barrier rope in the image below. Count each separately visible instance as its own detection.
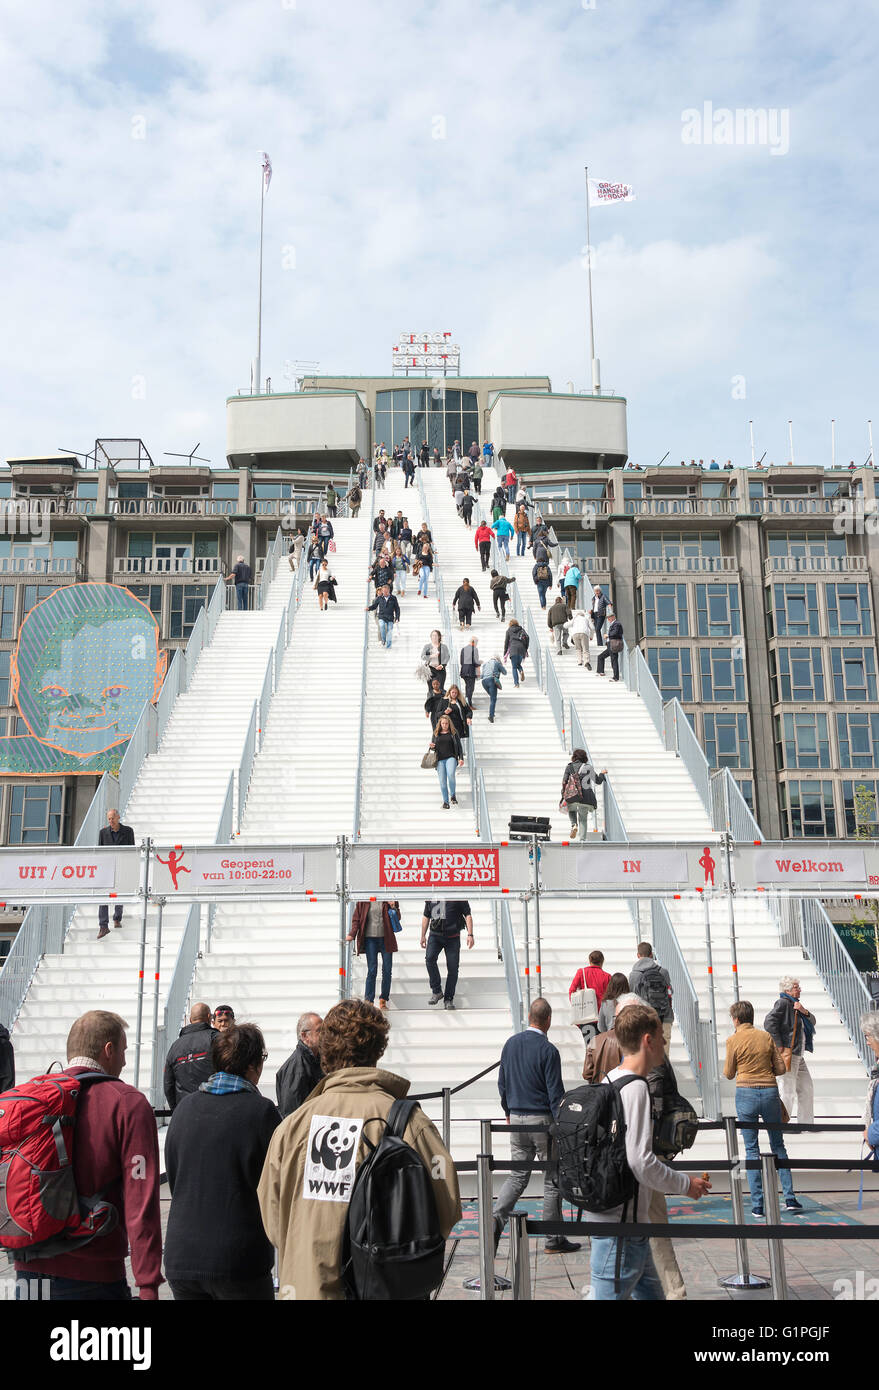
[524,1220,879,1239]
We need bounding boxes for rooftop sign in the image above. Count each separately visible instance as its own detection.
[392,333,460,376]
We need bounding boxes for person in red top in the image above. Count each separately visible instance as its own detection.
[15,1010,162,1301]
[474,522,494,572]
[568,950,613,1004]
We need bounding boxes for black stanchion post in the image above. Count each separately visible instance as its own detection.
[442,1087,451,1150]
[720,1117,769,1289]
[477,1120,494,1301]
[762,1154,789,1300]
[509,1212,531,1300]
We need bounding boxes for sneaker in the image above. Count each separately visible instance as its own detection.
[488,715,494,722]
[544,1237,581,1253]
[442,801,450,809]
[444,1000,456,1010]
[751,1205,765,1219]
[96,926,110,941]
[428,993,443,1006]
[450,796,458,805]
[378,998,388,1010]
[784,1198,804,1213]
[585,662,592,670]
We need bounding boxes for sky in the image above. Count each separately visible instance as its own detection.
[1,0,877,472]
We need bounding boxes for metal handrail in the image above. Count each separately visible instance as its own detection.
[711,767,762,842]
[627,644,664,740]
[184,605,207,689]
[205,575,226,643]
[117,703,157,815]
[498,898,524,1032]
[151,903,201,1108]
[545,653,566,745]
[257,526,283,610]
[237,703,258,832]
[651,898,719,1118]
[216,769,235,844]
[0,904,75,1030]
[352,475,378,840]
[155,650,182,746]
[665,698,712,821]
[258,651,274,750]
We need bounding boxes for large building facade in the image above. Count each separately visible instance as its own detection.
[1,375,876,873]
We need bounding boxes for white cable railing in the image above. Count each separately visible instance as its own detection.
[651,899,720,1118]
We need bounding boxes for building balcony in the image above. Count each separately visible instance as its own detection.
[253,497,322,518]
[0,557,84,577]
[750,497,841,517]
[628,498,737,518]
[637,555,738,576]
[763,554,867,576]
[3,497,95,517]
[533,496,612,519]
[108,498,236,518]
[580,556,611,577]
[113,557,223,576]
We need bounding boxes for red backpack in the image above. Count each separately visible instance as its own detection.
[0,1069,118,1258]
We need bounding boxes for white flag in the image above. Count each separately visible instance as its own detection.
[588,178,634,207]
[260,151,272,194]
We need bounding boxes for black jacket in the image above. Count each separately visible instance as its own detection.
[441,698,472,739]
[368,593,401,623]
[164,1022,219,1110]
[432,730,463,762]
[547,599,569,629]
[504,624,530,661]
[604,619,623,645]
[98,822,135,847]
[453,585,480,613]
[275,1040,324,1118]
[591,593,608,625]
[764,996,816,1054]
[164,1087,281,1280]
[231,561,253,585]
[0,1024,14,1094]
[561,759,606,807]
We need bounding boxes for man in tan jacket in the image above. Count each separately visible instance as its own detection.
[258,999,461,1300]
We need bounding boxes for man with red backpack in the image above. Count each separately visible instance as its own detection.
[5,1010,162,1300]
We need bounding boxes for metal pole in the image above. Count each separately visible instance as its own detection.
[477,1119,495,1301]
[338,835,348,1002]
[723,832,740,1003]
[762,1154,789,1300]
[584,167,600,394]
[749,420,756,468]
[441,1087,451,1151]
[788,420,795,466]
[720,1116,769,1289]
[149,896,165,1101]
[701,893,722,1116]
[831,418,836,470]
[255,161,265,395]
[509,1212,531,1299]
[133,836,151,1089]
[869,419,874,469]
[522,897,532,1014]
[531,835,542,997]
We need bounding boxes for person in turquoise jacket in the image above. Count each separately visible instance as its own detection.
[492,515,514,559]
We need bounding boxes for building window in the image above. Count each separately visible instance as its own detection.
[772,583,819,637]
[125,585,163,622]
[699,647,745,701]
[734,778,755,815]
[780,780,836,837]
[117,480,149,500]
[22,585,58,619]
[836,712,879,769]
[703,712,750,768]
[826,583,872,637]
[252,482,294,500]
[0,586,15,639]
[842,780,879,838]
[767,530,847,559]
[169,584,210,640]
[642,584,688,637]
[771,647,824,702]
[831,647,878,701]
[375,387,478,458]
[212,481,239,500]
[775,712,830,769]
[0,650,9,706]
[641,531,721,559]
[7,784,67,845]
[646,647,693,702]
[695,583,741,636]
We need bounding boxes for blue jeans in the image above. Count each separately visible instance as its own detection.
[735,1086,795,1206]
[378,618,393,648]
[482,675,498,718]
[308,556,321,580]
[236,582,249,610]
[536,581,550,608]
[509,653,524,686]
[516,531,528,556]
[507,485,516,504]
[418,565,431,596]
[15,1274,131,1301]
[363,937,392,1002]
[497,534,510,558]
[426,931,460,1001]
[437,756,458,802]
[590,1236,664,1301]
[98,904,122,927]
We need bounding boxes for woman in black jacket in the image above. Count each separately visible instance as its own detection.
[314,560,338,610]
[430,713,464,809]
[559,747,608,841]
[164,1023,281,1300]
[452,578,481,629]
[441,684,473,740]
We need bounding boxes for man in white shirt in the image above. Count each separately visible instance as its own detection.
[585,1003,711,1300]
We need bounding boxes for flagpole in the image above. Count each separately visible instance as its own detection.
[584,167,600,395]
[256,161,265,396]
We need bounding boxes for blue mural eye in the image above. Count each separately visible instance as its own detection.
[40,687,68,698]
[101,686,128,699]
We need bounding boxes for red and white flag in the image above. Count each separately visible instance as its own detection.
[587,178,634,207]
[260,151,272,194]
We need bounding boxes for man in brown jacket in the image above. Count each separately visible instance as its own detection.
[258,999,461,1300]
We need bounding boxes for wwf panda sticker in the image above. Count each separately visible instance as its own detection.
[302,1114,364,1202]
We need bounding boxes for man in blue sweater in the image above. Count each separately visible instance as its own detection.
[492,998,580,1255]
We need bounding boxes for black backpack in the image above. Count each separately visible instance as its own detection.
[341,1098,446,1301]
[649,1060,698,1159]
[635,963,673,1021]
[552,1074,647,1214]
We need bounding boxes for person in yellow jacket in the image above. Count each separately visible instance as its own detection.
[257,999,461,1300]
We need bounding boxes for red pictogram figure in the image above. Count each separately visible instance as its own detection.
[699,846,716,887]
[157,848,190,891]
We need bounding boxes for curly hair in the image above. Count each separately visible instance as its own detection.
[319,999,389,1074]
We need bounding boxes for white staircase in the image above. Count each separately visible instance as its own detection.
[11,574,293,1090]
